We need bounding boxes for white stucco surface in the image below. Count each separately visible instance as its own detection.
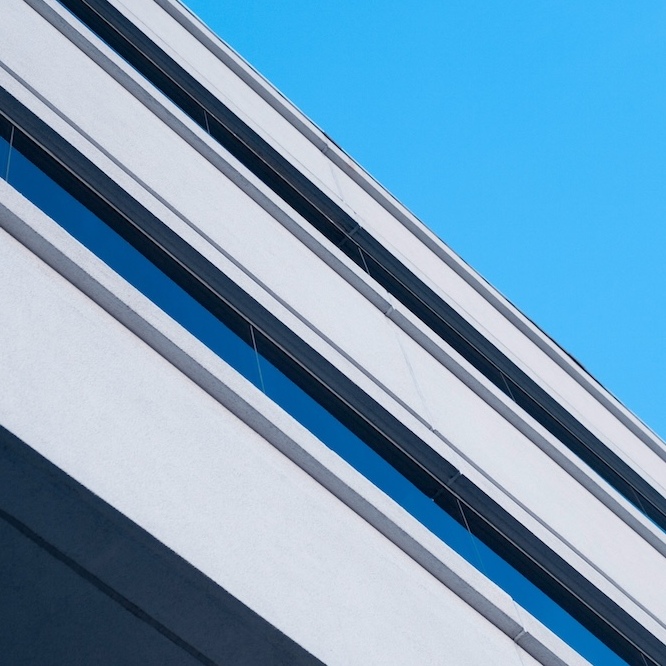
[10,0,666,501]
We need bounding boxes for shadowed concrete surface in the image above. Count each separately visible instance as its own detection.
[0,425,323,666]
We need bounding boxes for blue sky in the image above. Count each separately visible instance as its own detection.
[184,0,666,441]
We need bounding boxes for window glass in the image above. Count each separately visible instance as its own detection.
[0,117,11,180]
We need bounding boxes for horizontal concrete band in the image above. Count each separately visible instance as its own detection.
[0,88,662,666]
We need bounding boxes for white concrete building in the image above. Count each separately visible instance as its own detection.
[1,1,665,664]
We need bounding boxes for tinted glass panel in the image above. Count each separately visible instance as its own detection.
[6,132,262,388]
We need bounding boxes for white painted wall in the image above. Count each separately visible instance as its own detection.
[1,0,665,637]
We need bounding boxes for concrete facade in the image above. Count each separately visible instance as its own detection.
[1,1,664,664]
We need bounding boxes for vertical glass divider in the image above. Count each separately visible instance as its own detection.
[250,325,266,394]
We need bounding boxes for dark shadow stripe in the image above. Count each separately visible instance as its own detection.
[0,507,220,666]
[441,478,663,666]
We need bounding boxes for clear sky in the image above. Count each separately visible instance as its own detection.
[183,0,666,441]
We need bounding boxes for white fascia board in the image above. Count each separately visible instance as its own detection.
[1,20,664,634]
[0,180,592,666]
[104,0,666,467]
